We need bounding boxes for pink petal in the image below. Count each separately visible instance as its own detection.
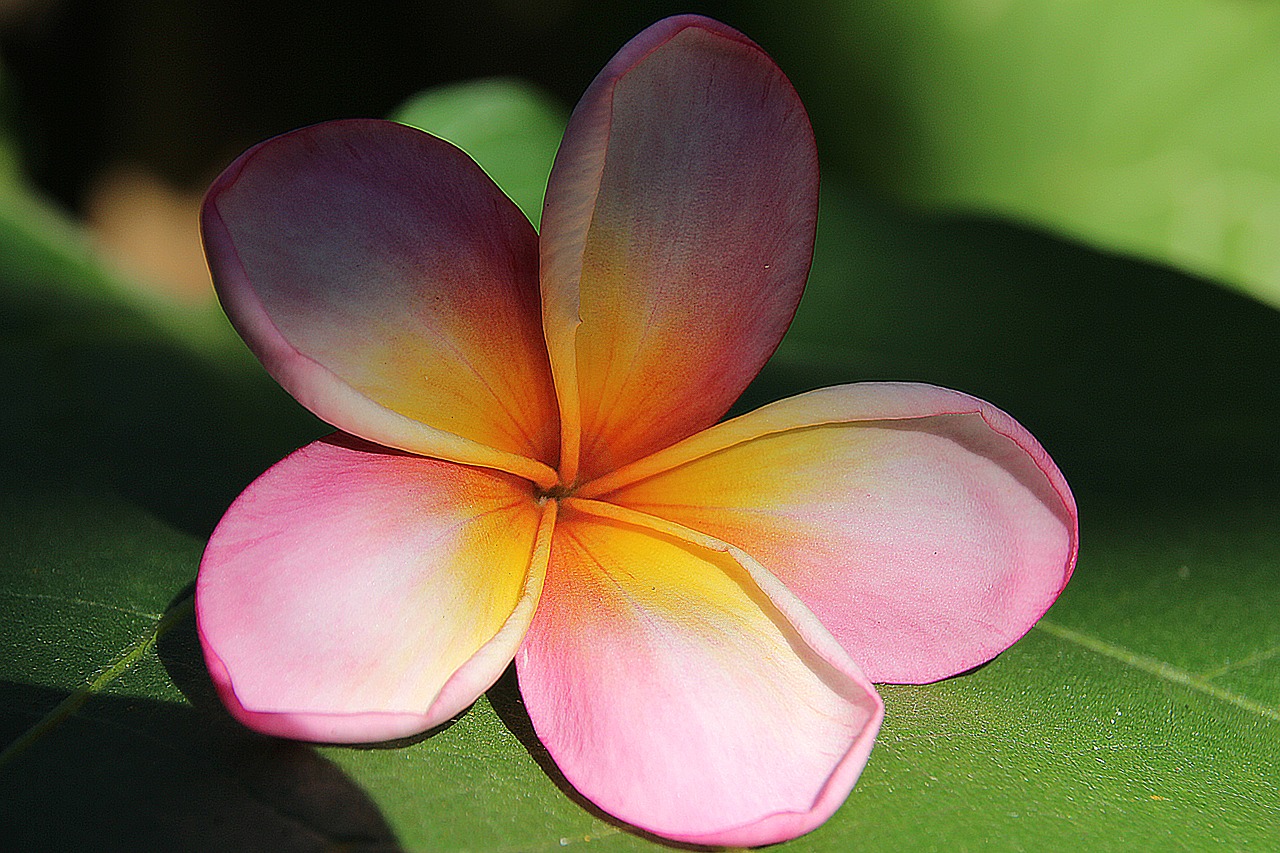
[196,435,554,743]
[540,15,817,483]
[585,382,1079,684]
[516,499,882,846]
[203,119,559,487]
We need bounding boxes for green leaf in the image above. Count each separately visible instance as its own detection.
[851,498,1280,850]
[749,0,1280,309]
[0,181,239,355]
[3,77,1279,850]
[4,483,1278,850]
[759,185,1280,500]
[391,79,567,227]
[0,169,326,535]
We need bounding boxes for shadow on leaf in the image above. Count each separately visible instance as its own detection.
[0,679,403,853]
[0,211,324,537]
[486,667,721,852]
[744,190,1280,506]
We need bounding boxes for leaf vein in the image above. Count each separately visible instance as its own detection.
[1200,643,1280,680]
[0,588,163,621]
[1034,619,1280,722]
[0,596,193,769]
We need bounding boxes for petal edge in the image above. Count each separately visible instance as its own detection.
[593,383,1078,684]
[196,436,549,743]
[517,497,883,844]
[203,119,559,486]
[541,15,818,483]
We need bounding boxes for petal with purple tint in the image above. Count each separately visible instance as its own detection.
[196,435,553,743]
[540,16,818,483]
[203,119,559,486]
[516,499,882,846]
[586,382,1078,684]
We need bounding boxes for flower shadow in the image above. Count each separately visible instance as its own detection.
[485,666,723,852]
[2,673,404,852]
[158,585,463,748]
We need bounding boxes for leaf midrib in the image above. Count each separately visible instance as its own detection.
[0,595,193,770]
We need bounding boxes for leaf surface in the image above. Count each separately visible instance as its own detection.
[747,0,1280,308]
[2,77,1278,851]
[391,79,566,228]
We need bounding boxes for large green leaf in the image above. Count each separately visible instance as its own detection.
[0,121,326,532]
[4,494,1279,850]
[746,0,1280,309]
[3,77,1279,850]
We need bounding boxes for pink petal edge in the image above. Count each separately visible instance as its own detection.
[517,499,883,845]
[590,382,1078,684]
[196,436,554,743]
[202,119,559,488]
[540,15,818,482]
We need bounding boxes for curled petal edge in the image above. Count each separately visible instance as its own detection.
[590,381,1078,684]
[581,381,1078,571]
[202,190,559,490]
[200,500,558,744]
[564,498,884,846]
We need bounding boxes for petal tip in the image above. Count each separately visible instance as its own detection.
[196,593,440,744]
[655,692,883,847]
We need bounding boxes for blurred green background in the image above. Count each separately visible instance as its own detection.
[1,1,1278,850]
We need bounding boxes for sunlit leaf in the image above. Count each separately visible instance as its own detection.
[748,0,1280,308]
[391,79,566,227]
[3,75,1279,851]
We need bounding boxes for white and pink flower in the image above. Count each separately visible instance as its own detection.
[195,15,1078,846]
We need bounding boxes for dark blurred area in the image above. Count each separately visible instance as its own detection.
[0,0,754,299]
[4,0,1278,510]
[1,0,730,206]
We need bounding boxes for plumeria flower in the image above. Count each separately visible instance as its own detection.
[195,14,1078,847]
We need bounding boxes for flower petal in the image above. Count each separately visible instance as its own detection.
[540,15,817,483]
[515,498,882,846]
[196,435,553,743]
[586,382,1078,684]
[203,119,559,486]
